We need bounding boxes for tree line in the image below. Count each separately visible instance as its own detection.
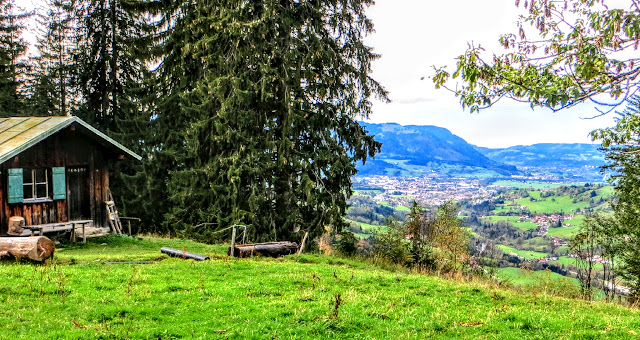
[1,0,386,241]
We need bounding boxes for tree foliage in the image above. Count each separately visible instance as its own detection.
[433,0,640,113]
[11,0,386,242]
[0,0,29,115]
[592,97,640,296]
[28,0,77,116]
[373,201,469,273]
[161,0,386,241]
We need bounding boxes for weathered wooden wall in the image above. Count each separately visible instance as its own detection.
[0,127,118,234]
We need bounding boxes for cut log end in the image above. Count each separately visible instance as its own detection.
[0,236,55,262]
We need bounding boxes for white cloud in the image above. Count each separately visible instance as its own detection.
[365,0,618,147]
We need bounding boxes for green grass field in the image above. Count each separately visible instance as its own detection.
[497,245,548,260]
[550,256,604,270]
[481,216,539,231]
[346,220,386,239]
[514,195,590,214]
[492,181,567,190]
[545,226,579,238]
[1,235,639,339]
[496,267,580,287]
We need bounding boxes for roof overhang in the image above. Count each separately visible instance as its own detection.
[0,116,142,164]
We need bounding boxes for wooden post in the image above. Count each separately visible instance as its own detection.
[242,226,247,244]
[82,223,86,243]
[127,220,132,235]
[230,226,237,257]
[71,223,76,242]
[296,231,309,261]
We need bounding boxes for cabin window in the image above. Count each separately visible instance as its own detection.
[7,167,66,203]
[23,168,49,201]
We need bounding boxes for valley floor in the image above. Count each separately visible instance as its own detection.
[1,235,638,339]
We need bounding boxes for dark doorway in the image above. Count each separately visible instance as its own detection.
[67,166,90,220]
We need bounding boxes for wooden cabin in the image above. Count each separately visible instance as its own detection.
[0,116,141,236]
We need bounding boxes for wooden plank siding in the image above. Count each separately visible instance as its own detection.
[0,127,119,234]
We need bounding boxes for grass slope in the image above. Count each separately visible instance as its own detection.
[496,245,548,260]
[496,267,580,287]
[1,236,639,339]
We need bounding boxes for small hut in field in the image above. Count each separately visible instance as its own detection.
[0,116,141,236]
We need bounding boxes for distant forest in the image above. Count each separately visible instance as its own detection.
[0,0,386,241]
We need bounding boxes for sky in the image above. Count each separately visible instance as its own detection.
[20,0,620,148]
[363,0,618,147]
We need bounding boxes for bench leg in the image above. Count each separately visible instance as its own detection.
[83,224,86,243]
[72,223,76,242]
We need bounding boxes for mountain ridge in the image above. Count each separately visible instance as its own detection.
[358,122,605,177]
[358,122,518,176]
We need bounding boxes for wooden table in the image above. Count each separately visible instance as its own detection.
[21,220,94,243]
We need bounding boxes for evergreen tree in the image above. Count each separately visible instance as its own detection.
[0,0,29,115]
[28,0,77,116]
[71,0,147,132]
[164,0,387,241]
[116,1,199,230]
[61,0,158,224]
[597,97,640,296]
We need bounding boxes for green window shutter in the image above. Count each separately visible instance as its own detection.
[52,167,66,200]
[7,168,23,203]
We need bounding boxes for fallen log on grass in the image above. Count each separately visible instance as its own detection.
[0,236,55,262]
[228,242,298,258]
[160,247,209,261]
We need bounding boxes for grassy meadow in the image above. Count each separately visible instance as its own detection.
[1,235,640,339]
[496,245,548,260]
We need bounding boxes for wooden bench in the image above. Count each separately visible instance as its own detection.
[21,220,94,243]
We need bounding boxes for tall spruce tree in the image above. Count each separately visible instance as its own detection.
[62,0,158,223]
[112,1,200,230]
[164,0,387,241]
[0,0,29,115]
[28,0,77,116]
[71,0,147,132]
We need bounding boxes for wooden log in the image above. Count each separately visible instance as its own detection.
[7,216,25,236]
[160,247,210,261]
[228,242,299,258]
[0,236,55,262]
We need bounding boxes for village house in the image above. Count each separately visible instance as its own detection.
[0,116,141,237]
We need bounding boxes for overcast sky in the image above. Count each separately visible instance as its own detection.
[21,0,620,148]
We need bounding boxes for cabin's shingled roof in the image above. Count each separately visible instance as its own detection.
[0,116,142,164]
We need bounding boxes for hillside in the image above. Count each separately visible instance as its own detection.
[2,235,639,339]
[476,143,605,168]
[359,122,518,176]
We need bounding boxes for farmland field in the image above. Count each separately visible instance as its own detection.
[514,195,590,214]
[492,181,567,190]
[496,267,580,287]
[496,245,548,260]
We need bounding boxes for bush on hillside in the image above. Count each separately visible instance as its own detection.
[371,201,470,273]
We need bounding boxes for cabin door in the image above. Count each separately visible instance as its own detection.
[66,166,90,220]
